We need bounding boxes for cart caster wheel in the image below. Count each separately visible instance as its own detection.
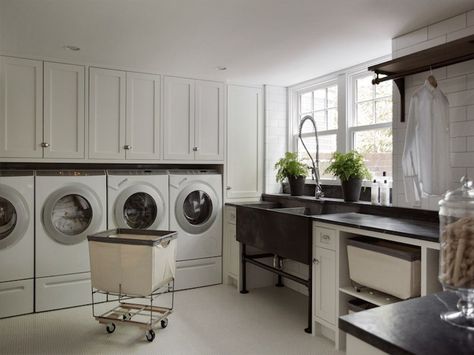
[161,318,169,328]
[122,313,132,321]
[106,323,116,334]
[145,329,155,342]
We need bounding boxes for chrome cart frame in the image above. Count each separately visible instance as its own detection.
[91,280,175,342]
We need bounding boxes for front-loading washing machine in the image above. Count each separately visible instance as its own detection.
[0,171,34,318]
[107,170,169,230]
[35,171,106,312]
[169,170,222,290]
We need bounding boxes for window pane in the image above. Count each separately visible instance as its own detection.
[376,80,392,98]
[299,114,316,134]
[353,128,392,177]
[327,108,338,130]
[356,76,373,102]
[314,111,327,131]
[297,134,337,180]
[375,98,392,123]
[327,85,337,108]
[356,101,374,126]
[314,89,326,110]
[300,92,312,114]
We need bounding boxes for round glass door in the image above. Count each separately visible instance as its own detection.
[183,191,213,225]
[0,197,17,241]
[51,194,93,236]
[123,192,158,229]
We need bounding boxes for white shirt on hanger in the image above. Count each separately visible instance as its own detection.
[402,79,450,206]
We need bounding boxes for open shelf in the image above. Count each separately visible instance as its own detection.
[368,34,474,122]
[339,286,402,307]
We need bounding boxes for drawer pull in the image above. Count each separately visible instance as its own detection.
[321,234,331,241]
[313,258,319,265]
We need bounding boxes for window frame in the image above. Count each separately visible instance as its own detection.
[288,56,393,185]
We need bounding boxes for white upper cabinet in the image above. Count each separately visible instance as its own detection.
[44,62,85,159]
[163,76,195,160]
[126,72,161,160]
[226,85,263,199]
[0,57,43,158]
[89,67,126,160]
[163,76,224,161]
[195,80,224,161]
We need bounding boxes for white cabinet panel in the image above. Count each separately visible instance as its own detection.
[89,67,126,160]
[126,72,161,160]
[163,76,194,160]
[44,62,85,159]
[0,57,43,158]
[195,80,224,161]
[226,85,263,199]
[314,247,336,325]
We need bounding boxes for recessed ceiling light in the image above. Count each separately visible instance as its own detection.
[64,45,80,51]
[216,66,227,71]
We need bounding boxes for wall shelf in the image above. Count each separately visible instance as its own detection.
[368,34,474,122]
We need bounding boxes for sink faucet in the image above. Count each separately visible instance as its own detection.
[298,115,324,199]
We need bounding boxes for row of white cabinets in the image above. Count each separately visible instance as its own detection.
[0,56,224,161]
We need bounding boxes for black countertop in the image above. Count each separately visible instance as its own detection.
[226,196,439,243]
[339,291,474,355]
[312,213,439,243]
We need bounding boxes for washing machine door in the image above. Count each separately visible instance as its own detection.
[114,184,165,229]
[175,182,218,234]
[0,185,29,249]
[42,183,103,245]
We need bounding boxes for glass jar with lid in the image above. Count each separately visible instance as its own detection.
[439,176,474,329]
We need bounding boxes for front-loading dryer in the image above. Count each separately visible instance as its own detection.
[169,170,222,290]
[107,170,169,230]
[35,170,106,312]
[0,171,34,318]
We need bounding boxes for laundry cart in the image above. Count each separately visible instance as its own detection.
[87,229,177,342]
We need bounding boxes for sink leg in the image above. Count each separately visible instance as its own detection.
[275,275,284,287]
[240,243,249,294]
[305,262,312,334]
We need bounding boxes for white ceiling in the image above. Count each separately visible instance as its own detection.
[0,0,473,86]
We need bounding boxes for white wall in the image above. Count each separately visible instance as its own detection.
[264,85,287,193]
[391,10,474,210]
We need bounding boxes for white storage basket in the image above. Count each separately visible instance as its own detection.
[88,229,177,297]
[347,237,421,299]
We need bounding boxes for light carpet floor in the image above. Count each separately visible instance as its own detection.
[0,285,344,355]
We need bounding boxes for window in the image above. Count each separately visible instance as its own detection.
[297,82,338,179]
[349,74,392,178]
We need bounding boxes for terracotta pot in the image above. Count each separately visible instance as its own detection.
[288,176,305,196]
[341,178,362,202]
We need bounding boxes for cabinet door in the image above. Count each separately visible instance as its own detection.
[224,221,240,280]
[163,76,195,160]
[194,80,224,161]
[44,62,85,159]
[0,57,43,158]
[314,247,336,325]
[126,72,161,160]
[226,85,263,198]
[89,67,126,160]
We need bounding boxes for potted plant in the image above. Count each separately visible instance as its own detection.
[275,152,309,196]
[325,151,371,202]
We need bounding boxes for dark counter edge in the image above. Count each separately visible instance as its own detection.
[338,316,413,355]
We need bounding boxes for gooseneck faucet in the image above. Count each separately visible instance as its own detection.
[298,115,324,199]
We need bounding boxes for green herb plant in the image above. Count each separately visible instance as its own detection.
[274,152,309,183]
[325,151,371,182]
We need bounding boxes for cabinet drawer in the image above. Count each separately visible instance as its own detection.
[225,206,236,225]
[314,227,336,250]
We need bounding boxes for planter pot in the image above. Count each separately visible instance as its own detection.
[288,176,305,196]
[341,178,362,202]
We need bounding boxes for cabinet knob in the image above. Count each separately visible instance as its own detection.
[313,258,319,265]
[192,146,199,152]
[41,142,50,148]
[124,145,132,150]
[226,186,232,190]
